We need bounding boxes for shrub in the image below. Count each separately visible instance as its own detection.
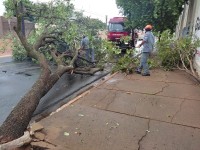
[157,30,180,70]
[12,36,27,61]
[157,30,200,81]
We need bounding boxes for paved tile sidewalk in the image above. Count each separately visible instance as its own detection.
[38,69,200,150]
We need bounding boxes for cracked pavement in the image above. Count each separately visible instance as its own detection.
[38,69,200,150]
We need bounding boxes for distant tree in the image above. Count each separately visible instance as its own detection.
[116,0,187,33]
[72,11,106,36]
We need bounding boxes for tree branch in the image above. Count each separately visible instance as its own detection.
[186,55,196,76]
[50,49,64,66]
[178,50,188,71]
[13,1,50,71]
[34,20,58,49]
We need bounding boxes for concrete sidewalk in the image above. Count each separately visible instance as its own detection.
[36,69,200,150]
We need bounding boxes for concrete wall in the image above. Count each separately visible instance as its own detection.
[192,0,200,75]
[0,16,35,38]
[175,0,200,75]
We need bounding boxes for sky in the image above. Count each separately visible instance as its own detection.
[0,0,122,23]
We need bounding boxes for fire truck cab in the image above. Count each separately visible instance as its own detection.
[107,17,136,50]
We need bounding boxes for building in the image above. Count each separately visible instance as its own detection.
[176,0,200,75]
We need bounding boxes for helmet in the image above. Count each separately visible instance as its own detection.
[145,25,153,30]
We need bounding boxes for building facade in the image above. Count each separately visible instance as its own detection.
[176,0,200,75]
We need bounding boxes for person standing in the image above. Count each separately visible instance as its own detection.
[80,35,95,63]
[135,25,155,76]
[89,35,95,63]
[80,35,90,61]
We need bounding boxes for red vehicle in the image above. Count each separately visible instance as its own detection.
[107,17,137,50]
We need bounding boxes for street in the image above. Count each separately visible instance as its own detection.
[0,56,109,125]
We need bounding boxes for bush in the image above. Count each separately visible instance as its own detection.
[111,49,138,74]
[157,30,180,70]
[12,36,27,61]
[157,30,200,72]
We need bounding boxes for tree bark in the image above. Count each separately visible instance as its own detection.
[0,0,90,144]
[0,68,51,144]
[0,64,73,144]
[0,23,74,144]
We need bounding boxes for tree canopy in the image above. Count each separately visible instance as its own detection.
[116,0,187,33]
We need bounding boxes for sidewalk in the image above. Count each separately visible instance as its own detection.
[36,69,200,150]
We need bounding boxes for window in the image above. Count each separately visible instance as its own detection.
[108,23,124,32]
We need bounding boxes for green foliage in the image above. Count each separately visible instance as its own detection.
[148,57,160,69]
[12,36,27,61]
[90,36,103,61]
[112,49,137,74]
[157,30,179,70]
[0,38,7,53]
[3,0,33,18]
[97,39,146,74]
[120,35,132,43]
[116,0,185,33]
[157,30,200,70]
[111,50,159,74]
[174,36,200,68]
[100,40,121,61]
[3,0,106,63]
[97,38,138,73]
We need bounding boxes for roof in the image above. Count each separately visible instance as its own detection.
[109,17,126,23]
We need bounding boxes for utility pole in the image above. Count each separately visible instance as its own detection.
[105,15,108,25]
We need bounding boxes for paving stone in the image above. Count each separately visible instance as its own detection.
[172,100,200,128]
[39,105,149,150]
[165,70,198,85]
[100,78,167,95]
[140,120,200,150]
[94,91,183,122]
[133,95,183,122]
[127,69,167,82]
[157,83,200,100]
[77,88,112,106]
[37,71,200,150]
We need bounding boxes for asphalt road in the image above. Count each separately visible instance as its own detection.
[0,57,109,125]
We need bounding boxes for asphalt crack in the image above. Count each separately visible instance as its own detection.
[138,119,150,150]
[170,99,186,123]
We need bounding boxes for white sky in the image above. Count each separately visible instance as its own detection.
[71,0,122,22]
[0,1,5,16]
[0,0,122,22]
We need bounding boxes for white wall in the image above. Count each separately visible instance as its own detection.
[176,0,200,76]
[193,0,200,75]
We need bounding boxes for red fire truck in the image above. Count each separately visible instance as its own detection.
[107,17,137,50]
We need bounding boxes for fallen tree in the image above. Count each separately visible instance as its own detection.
[0,0,105,145]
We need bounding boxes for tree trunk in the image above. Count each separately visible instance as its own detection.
[0,1,75,144]
[0,65,72,144]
